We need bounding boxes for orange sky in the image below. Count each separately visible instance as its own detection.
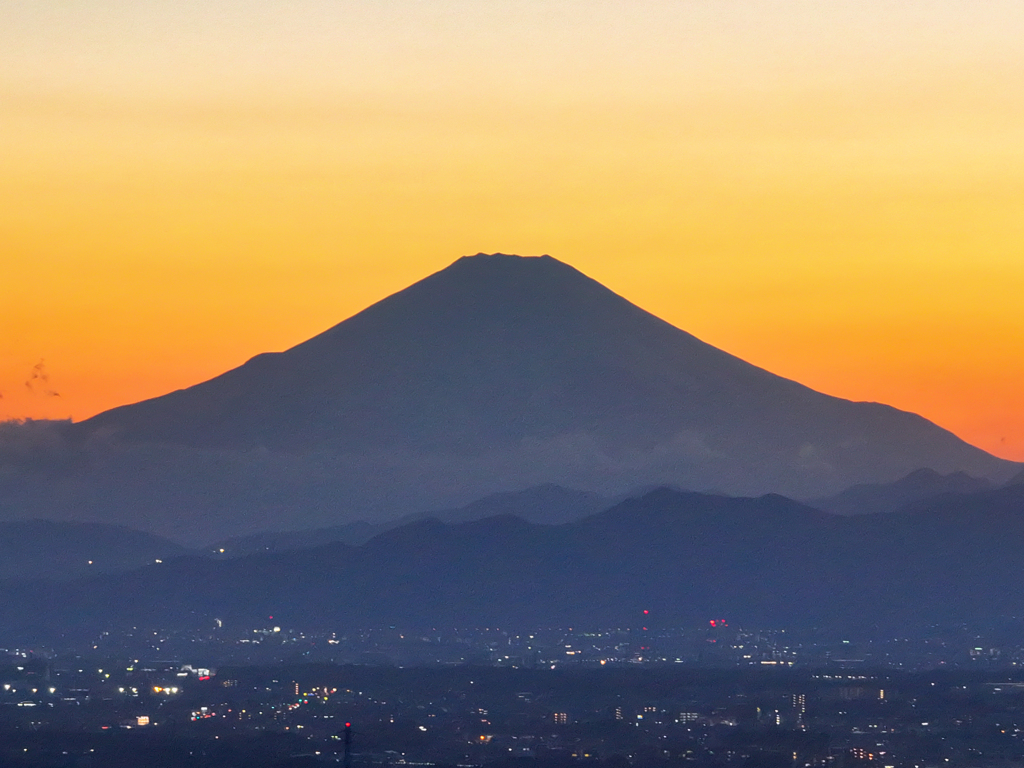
[2,1,1023,460]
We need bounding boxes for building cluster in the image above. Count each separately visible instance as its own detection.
[31,622,1024,671]
[6,629,1024,767]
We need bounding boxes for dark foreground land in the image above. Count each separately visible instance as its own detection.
[6,659,1024,768]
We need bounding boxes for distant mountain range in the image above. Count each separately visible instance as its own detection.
[210,484,606,556]
[0,254,1015,542]
[2,470,1008,578]
[0,485,605,580]
[811,468,994,515]
[5,483,1024,642]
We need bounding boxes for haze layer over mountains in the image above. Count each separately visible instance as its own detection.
[0,253,1016,541]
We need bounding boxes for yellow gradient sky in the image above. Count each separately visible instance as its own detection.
[2,1,1023,460]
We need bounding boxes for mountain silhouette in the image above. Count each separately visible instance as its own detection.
[79,254,1013,490]
[8,486,1024,640]
[0,254,1016,540]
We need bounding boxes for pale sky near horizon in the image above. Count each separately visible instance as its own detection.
[2,1,1023,460]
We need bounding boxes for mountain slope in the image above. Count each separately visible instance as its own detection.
[401,484,606,526]
[0,520,189,580]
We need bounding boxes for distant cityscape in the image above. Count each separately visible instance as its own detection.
[15,622,1024,671]
[8,623,1024,767]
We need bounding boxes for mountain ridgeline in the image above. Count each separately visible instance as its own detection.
[811,468,995,516]
[6,483,1024,642]
[210,484,607,557]
[0,253,1017,541]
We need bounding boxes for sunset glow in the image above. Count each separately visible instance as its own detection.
[2,1,1023,459]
